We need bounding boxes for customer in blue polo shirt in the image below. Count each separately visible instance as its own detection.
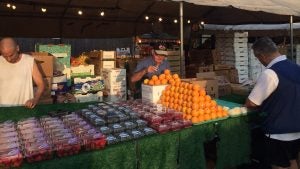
[245,37,300,169]
[131,43,170,98]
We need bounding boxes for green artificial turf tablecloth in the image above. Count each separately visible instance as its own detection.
[0,100,252,169]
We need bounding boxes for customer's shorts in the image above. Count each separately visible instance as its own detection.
[265,136,300,168]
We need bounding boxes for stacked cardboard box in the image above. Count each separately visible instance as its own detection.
[35,44,71,86]
[30,52,54,104]
[215,32,249,83]
[102,68,127,102]
[248,43,265,81]
[195,72,219,98]
[288,44,300,65]
[165,51,186,78]
[87,50,116,75]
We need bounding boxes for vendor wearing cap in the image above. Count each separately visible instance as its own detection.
[131,43,170,98]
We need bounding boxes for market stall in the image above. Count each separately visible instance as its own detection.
[0,99,253,169]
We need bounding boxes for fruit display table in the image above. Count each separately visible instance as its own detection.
[0,100,252,169]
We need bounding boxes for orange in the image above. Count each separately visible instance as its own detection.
[175,81,181,87]
[191,117,198,123]
[144,79,149,85]
[192,103,199,110]
[169,97,174,104]
[191,109,198,117]
[198,115,204,122]
[154,80,161,85]
[204,114,211,121]
[192,84,201,91]
[182,106,187,112]
[152,75,158,81]
[173,74,179,79]
[159,74,166,80]
[179,88,184,94]
[187,96,192,102]
[192,91,199,97]
[205,108,211,114]
[184,83,189,89]
[186,108,192,115]
[148,80,154,86]
[188,84,193,90]
[165,85,171,90]
[164,69,171,75]
[161,79,168,85]
[187,102,193,108]
[222,110,228,117]
[165,96,170,102]
[205,95,211,101]
[211,112,217,120]
[192,96,199,103]
[169,79,176,86]
[199,89,206,96]
[179,94,184,100]
[188,90,193,96]
[173,104,178,110]
[170,86,176,92]
[183,89,189,95]
[199,102,205,109]
[205,101,211,108]
[169,103,174,109]
[199,96,205,102]
[217,112,223,118]
[186,115,192,120]
[178,99,183,105]
[165,74,172,81]
[174,93,179,99]
[217,106,223,112]
[198,109,205,115]
[175,78,181,83]
[182,101,188,107]
[211,100,217,107]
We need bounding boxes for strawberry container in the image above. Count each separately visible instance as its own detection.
[178,120,193,128]
[148,115,163,125]
[0,148,23,168]
[114,132,132,142]
[159,113,174,123]
[24,142,53,163]
[110,124,125,133]
[117,114,130,122]
[106,135,119,145]
[151,124,170,134]
[91,118,105,126]
[173,112,183,120]
[168,121,183,131]
[53,137,81,157]
[99,126,112,135]
[128,130,144,139]
[81,132,106,151]
[135,120,148,128]
[141,127,157,135]
[123,122,137,130]
[95,109,107,117]
[105,113,120,124]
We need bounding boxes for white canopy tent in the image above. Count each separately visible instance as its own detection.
[172,0,300,16]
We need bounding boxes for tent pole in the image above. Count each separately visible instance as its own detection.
[180,1,184,77]
[290,15,294,61]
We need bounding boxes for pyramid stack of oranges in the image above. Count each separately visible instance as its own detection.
[143,69,181,86]
[159,80,229,124]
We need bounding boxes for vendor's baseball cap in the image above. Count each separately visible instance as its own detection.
[153,43,168,56]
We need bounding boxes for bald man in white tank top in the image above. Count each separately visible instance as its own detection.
[0,37,44,108]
